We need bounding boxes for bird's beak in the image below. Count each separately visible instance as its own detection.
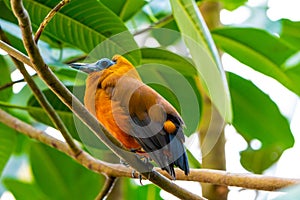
[70,58,116,74]
[69,62,99,74]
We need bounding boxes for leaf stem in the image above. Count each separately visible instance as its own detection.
[0,101,29,110]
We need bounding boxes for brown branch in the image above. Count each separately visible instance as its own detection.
[9,1,203,199]
[1,2,299,196]
[168,169,300,191]
[34,0,70,43]
[0,78,25,91]
[0,41,31,66]
[0,107,299,193]
[95,176,117,200]
[133,14,173,36]
[64,54,87,64]
[0,107,204,199]
[0,27,81,156]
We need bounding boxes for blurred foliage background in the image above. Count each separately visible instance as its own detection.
[0,0,300,199]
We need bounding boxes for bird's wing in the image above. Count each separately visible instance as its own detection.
[112,76,189,178]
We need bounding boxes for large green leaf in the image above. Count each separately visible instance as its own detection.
[228,72,294,173]
[101,0,146,21]
[170,0,232,122]
[5,0,140,64]
[0,0,27,55]
[26,85,107,150]
[141,48,197,75]
[0,123,17,176]
[3,178,51,200]
[212,27,300,96]
[0,0,18,24]
[30,142,104,200]
[140,48,201,136]
[9,76,47,122]
[280,19,300,50]
[219,0,248,11]
[1,30,27,55]
[0,55,12,101]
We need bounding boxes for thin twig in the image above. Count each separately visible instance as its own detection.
[64,54,87,64]
[95,176,117,200]
[0,78,25,91]
[0,23,82,156]
[0,26,37,92]
[0,108,299,192]
[9,1,203,199]
[133,14,173,36]
[34,0,70,43]
[0,101,30,110]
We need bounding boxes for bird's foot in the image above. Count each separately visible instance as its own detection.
[131,169,143,185]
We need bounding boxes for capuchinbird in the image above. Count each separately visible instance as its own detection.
[70,55,189,179]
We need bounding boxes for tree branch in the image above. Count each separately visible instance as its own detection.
[0,23,82,156]
[133,14,173,36]
[34,0,70,43]
[0,108,299,192]
[95,176,117,200]
[9,1,203,199]
[64,54,87,64]
[1,1,298,198]
[0,40,31,66]
[0,78,26,91]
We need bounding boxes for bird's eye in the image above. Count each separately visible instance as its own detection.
[100,60,108,68]
[96,58,114,69]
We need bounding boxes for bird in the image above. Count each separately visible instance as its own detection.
[70,55,189,179]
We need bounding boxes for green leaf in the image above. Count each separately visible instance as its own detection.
[30,142,103,200]
[280,19,300,49]
[51,67,86,86]
[186,146,202,168]
[141,48,197,75]
[123,179,162,200]
[5,0,140,64]
[0,55,12,101]
[3,178,51,200]
[26,86,82,141]
[212,27,300,96]
[151,26,181,47]
[0,123,17,176]
[0,1,18,24]
[1,30,27,55]
[228,73,294,173]
[170,0,232,122]
[219,0,248,11]
[26,86,106,149]
[101,0,147,21]
[9,77,47,122]
[140,48,201,136]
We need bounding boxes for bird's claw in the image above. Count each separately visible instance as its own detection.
[131,169,143,185]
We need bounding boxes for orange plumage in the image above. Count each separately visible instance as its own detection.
[70,55,189,178]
